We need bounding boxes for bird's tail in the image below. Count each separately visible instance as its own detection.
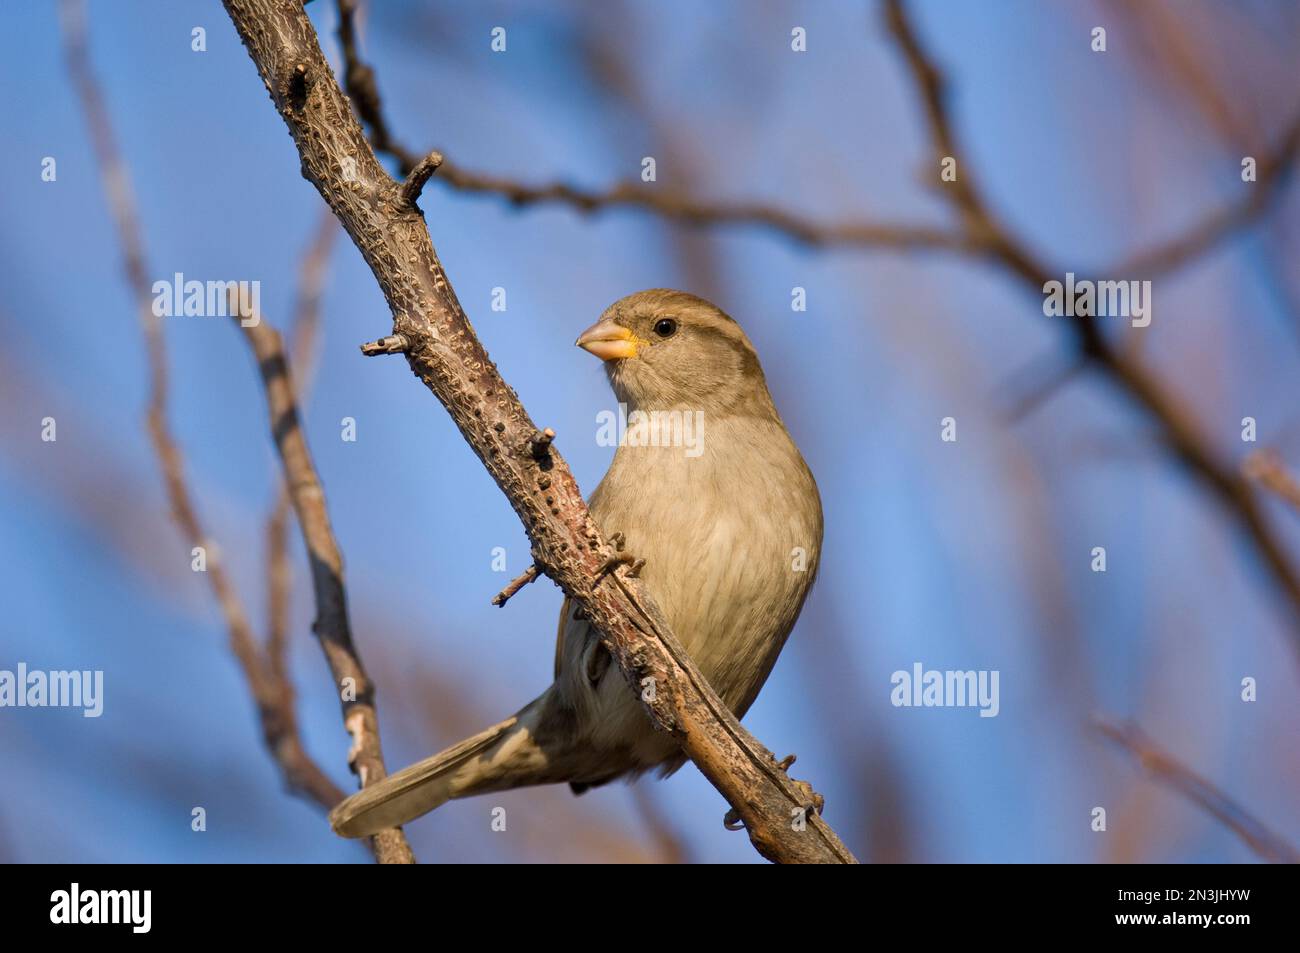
[329,690,577,839]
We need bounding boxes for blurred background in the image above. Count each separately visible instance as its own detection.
[1,0,1298,863]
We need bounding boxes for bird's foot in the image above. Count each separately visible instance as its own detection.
[775,752,825,816]
[597,552,645,580]
[721,756,824,832]
[597,533,643,580]
[792,779,825,817]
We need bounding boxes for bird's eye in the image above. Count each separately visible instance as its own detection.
[653,318,678,338]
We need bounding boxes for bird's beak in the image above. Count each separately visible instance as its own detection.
[575,319,638,361]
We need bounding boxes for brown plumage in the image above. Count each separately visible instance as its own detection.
[330,289,823,838]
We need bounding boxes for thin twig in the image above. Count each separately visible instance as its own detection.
[1001,353,1088,423]
[359,334,408,356]
[1244,450,1300,516]
[1108,114,1300,278]
[492,564,539,608]
[237,313,416,865]
[1095,717,1300,864]
[265,493,293,686]
[266,211,339,683]
[332,0,972,255]
[61,0,346,817]
[1108,0,1261,154]
[225,0,856,864]
[398,150,443,208]
[336,0,1299,278]
[434,161,979,253]
[883,0,1300,662]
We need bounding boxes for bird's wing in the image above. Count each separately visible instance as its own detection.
[555,477,612,679]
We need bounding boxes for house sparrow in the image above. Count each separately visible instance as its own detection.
[330,289,823,837]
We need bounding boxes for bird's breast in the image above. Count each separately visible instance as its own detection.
[588,415,822,715]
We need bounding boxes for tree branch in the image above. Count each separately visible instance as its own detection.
[883,0,1300,663]
[1108,115,1300,277]
[337,0,1297,276]
[236,313,416,865]
[1095,717,1300,864]
[491,564,539,608]
[61,0,347,823]
[224,0,856,864]
[265,211,338,693]
[332,0,971,255]
[1245,450,1300,516]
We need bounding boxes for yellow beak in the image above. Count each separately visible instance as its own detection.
[575,319,638,361]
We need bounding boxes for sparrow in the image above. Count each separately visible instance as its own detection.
[330,289,823,837]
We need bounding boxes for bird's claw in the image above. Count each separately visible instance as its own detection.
[721,758,823,832]
[792,779,825,816]
[595,551,642,579]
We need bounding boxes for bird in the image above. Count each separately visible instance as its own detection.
[330,289,823,838]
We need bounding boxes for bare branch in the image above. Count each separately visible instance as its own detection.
[397,150,444,208]
[1095,717,1300,864]
[883,0,1300,662]
[1107,0,1261,152]
[266,210,338,683]
[285,209,340,395]
[61,0,346,820]
[337,0,1298,278]
[1109,115,1300,277]
[1245,450,1300,516]
[332,0,970,256]
[236,314,416,865]
[265,490,293,686]
[528,427,557,459]
[225,0,856,864]
[434,161,979,253]
[1001,353,1088,423]
[491,564,539,608]
[359,333,409,356]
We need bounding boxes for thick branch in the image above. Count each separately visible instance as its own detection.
[884,0,1300,662]
[224,0,856,863]
[1095,718,1300,864]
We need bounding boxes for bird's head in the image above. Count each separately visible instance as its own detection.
[576,289,771,415]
